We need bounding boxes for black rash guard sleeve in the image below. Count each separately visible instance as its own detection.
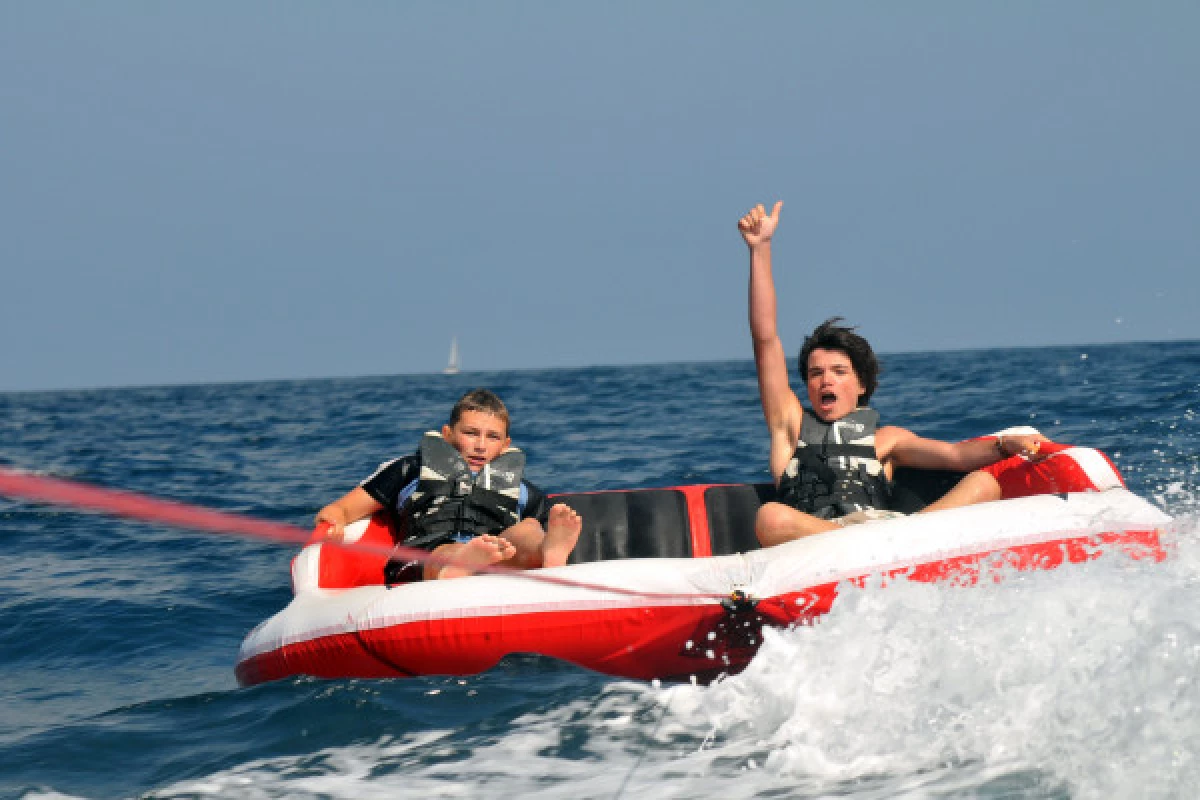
[360,455,420,510]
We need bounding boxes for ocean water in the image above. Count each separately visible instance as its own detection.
[2,341,1199,799]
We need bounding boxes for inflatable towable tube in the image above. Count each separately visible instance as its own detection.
[236,433,1170,687]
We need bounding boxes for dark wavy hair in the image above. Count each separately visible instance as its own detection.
[449,388,510,434]
[798,317,880,405]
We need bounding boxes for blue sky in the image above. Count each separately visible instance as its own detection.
[3,3,1197,392]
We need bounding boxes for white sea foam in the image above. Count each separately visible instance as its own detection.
[152,513,1200,799]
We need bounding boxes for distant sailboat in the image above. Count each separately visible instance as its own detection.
[443,337,460,375]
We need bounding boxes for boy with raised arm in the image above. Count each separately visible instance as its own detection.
[316,388,582,580]
[738,201,1049,546]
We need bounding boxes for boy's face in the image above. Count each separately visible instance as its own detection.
[805,347,865,423]
[442,410,511,472]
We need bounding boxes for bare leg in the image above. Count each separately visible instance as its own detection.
[500,518,552,569]
[541,503,582,568]
[499,505,583,569]
[919,470,1002,514]
[756,501,839,547]
[429,535,516,580]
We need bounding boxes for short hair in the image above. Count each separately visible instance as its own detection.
[448,388,510,434]
[798,317,880,405]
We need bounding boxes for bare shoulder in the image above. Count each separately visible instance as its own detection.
[777,392,806,441]
[875,425,915,462]
[765,394,806,480]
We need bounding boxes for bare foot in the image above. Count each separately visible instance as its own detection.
[433,535,516,580]
[541,503,582,568]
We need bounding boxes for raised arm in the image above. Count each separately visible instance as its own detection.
[738,201,803,479]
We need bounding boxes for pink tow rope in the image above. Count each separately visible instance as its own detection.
[0,466,732,602]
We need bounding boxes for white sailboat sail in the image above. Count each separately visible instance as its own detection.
[443,337,460,375]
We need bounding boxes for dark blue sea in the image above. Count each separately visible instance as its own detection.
[3,342,1199,799]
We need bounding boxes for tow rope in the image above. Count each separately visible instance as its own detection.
[0,465,736,603]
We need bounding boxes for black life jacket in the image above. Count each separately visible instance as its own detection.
[402,432,525,549]
[776,407,891,519]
